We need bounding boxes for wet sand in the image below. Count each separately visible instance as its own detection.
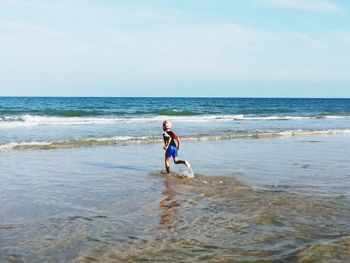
[1,136,350,262]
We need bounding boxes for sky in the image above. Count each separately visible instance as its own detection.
[0,0,349,97]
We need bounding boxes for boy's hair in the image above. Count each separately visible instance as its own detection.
[162,120,172,130]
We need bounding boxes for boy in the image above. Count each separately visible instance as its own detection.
[162,120,191,174]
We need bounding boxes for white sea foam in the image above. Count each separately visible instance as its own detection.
[0,135,161,151]
[1,114,349,128]
[323,115,348,119]
[263,129,350,137]
[1,129,350,151]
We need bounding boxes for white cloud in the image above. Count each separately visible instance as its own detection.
[0,20,59,34]
[287,32,328,48]
[334,31,350,44]
[0,17,349,84]
[132,12,170,20]
[259,0,343,12]
[0,0,49,8]
[132,8,184,21]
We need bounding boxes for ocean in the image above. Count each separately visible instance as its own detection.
[1,97,350,262]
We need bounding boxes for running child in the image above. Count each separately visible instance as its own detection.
[162,120,191,174]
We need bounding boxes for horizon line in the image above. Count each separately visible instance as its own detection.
[0,96,349,99]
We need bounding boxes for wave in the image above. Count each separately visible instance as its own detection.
[0,136,160,151]
[1,114,350,128]
[0,109,107,117]
[1,129,350,151]
[45,110,105,117]
[153,109,200,116]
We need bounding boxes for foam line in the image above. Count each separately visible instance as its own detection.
[1,114,349,128]
[1,129,350,151]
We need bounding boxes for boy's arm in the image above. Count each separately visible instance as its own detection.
[164,136,172,150]
[176,137,181,150]
[172,132,181,150]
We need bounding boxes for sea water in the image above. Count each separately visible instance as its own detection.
[1,97,350,149]
[1,97,350,262]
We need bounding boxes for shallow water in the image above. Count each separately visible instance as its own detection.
[1,135,350,262]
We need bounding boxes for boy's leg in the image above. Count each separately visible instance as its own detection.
[173,157,191,168]
[165,157,171,173]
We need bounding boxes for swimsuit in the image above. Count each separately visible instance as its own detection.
[163,130,179,158]
[165,145,178,158]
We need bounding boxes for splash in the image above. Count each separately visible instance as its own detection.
[179,167,195,178]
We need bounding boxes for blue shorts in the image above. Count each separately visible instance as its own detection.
[165,145,178,158]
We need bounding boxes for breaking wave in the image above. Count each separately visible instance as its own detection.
[153,109,201,116]
[1,129,350,151]
[0,114,349,128]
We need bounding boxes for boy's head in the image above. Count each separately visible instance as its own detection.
[162,120,172,131]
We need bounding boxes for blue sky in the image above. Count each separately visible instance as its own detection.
[0,0,349,97]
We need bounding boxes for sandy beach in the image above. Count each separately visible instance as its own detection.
[1,134,350,262]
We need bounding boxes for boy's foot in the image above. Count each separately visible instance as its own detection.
[185,161,191,168]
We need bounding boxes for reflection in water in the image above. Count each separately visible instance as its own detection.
[2,172,350,262]
[88,173,350,262]
[159,176,181,225]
